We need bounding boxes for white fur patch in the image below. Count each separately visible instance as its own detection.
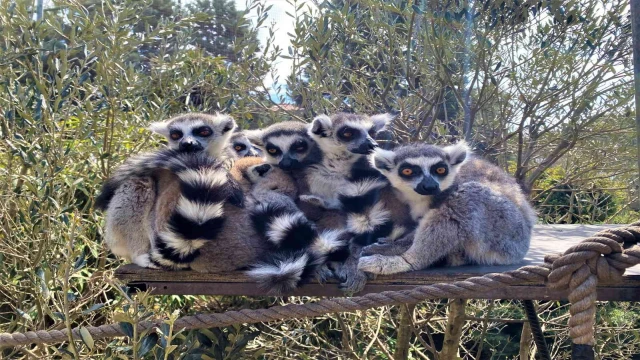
[347,202,391,234]
[370,148,395,172]
[370,113,393,131]
[246,253,308,281]
[158,231,207,256]
[311,229,346,255]
[178,168,228,189]
[150,251,191,269]
[339,178,387,197]
[389,226,407,241]
[176,197,224,224]
[266,212,306,245]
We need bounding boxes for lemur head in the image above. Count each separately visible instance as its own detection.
[245,121,322,171]
[371,141,470,197]
[149,113,236,157]
[229,131,261,158]
[309,113,393,156]
[230,157,298,199]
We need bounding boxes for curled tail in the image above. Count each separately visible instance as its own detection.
[339,179,394,246]
[150,163,243,269]
[95,149,229,210]
[246,202,348,295]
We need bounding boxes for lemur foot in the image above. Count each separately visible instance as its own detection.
[316,264,335,284]
[133,254,158,269]
[358,255,387,274]
[299,195,342,210]
[339,269,368,295]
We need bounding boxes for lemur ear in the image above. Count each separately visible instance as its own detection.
[148,121,170,137]
[370,113,394,133]
[243,129,264,148]
[370,148,395,172]
[310,115,332,138]
[219,115,237,134]
[443,140,470,166]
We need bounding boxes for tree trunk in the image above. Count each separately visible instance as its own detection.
[394,304,416,360]
[439,299,467,359]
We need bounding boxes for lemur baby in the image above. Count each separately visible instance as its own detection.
[95,113,237,267]
[358,142,536,275]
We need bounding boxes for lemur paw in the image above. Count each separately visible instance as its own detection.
[316,264,335,284]
[362,241,394,256]
[299,195,327,208]
[133,254,158,269]
[358,255,386,274]
[339,269,368,294]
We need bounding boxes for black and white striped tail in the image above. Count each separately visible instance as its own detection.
[95,149,233,210]
[339,179,394,246]
[149,162,243,269]
[246,203,348,295]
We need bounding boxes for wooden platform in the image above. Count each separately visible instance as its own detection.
[115,225,640,301]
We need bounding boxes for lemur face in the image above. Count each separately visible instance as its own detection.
[149,113,236,157]
[372,141,470,197]
[230,132,260,158]
[243,162,298,199]
[310,113,393,156]
[245,121,322,171]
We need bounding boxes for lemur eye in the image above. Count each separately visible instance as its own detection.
[235,145,243,151]
[170,130,183,140]
[195,127,212,137]
[436,167,446,175]
[268,148,277,154]
[343,131,353,138]
[401,168,413,176]
[293,141,307,152]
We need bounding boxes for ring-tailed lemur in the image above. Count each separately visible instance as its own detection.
[358,141,537,275]
[229,130,261,158]
[95,113,237,268]
[97,149,243,269]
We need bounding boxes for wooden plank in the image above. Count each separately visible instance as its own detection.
[116,224,640,299]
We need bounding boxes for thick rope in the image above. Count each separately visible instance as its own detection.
[1,222,639,348]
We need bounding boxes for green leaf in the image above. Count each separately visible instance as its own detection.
[82,303,105,315]
[119,322,134,338]
[411,4,423,14]
[138,333,158,357]
[79,327,94,350]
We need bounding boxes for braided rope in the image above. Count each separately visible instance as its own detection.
[1,222,639,348]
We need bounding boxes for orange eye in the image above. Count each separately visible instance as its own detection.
[436,167,446,175]
[170,131,182,140]
[401,168,413,176]
[343,132,352,138]
[235,146,243,151]
[268,148,277,154]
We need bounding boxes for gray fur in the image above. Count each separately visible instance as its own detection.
[359,142,536,275]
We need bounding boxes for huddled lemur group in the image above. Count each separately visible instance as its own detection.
[96,112,536,295]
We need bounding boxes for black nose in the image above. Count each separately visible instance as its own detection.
[279,157,300,170]
[254,164,271,176]
[414,177,440,196]
[351,140,378,155]
[179,141,203,152]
